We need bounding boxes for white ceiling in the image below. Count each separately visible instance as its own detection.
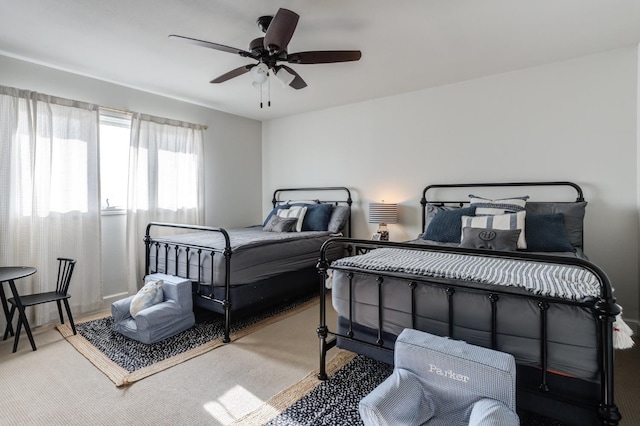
[1,0,640,121]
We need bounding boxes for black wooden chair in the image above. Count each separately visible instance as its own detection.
[3,258,77,348]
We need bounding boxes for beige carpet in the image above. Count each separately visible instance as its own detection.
[0,298,336,425]
[56,297,319,387]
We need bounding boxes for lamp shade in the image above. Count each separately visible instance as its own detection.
[369,202,398,224]
[250,63,269,84]
[275,67,295,87]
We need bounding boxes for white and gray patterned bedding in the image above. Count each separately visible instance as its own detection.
[149,226,340,286]
[331,247,600,301]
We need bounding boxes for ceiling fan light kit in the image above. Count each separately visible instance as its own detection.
[169,8,362,107]
[250,63,269,84]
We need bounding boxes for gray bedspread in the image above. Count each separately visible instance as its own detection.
[149,226,340,286]
[153,225,333,251]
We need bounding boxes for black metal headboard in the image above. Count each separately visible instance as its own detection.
[271,186,353,237]
[420,181,584,231]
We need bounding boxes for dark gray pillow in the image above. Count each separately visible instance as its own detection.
[263,216,297,232]
[525,213,574,252]
[525,202,586,248]
[424,204,460,234]
[327,205,350,233]
[301,203,334,231]
[460,227,521,251]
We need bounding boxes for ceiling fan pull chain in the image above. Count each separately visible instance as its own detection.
[268,72,271,107]
[260,81,263,108]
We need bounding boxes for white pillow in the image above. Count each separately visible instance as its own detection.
[130,279,164,318]
[461,211,527,249]
[277,206,307,232]
[469,194,528,215]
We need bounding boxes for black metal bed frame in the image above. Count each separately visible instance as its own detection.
[317,181,621,426]
[144,186,352,344]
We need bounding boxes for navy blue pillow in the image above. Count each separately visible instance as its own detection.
[301,203,334,231]
[525,213,574,252]
[423,206,476,243]
[263,205,290,227]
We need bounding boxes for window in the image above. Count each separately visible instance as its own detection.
[99,109,130,210]
[14,100,95,216]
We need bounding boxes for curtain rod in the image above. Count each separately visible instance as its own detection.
[99,105,208,130]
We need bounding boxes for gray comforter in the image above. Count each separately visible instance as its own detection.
[150,226,340,286]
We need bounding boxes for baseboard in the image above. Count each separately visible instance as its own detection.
[102,292,129,310]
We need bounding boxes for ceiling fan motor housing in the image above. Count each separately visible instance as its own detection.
[249,37,265,55]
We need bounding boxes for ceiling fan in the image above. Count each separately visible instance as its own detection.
[169,8,362,90]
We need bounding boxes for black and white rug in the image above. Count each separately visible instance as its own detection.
[57,294,318,386]
[258,354,564,426]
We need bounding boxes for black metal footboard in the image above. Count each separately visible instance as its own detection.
[144,222,232,342]
[317,237,622,426]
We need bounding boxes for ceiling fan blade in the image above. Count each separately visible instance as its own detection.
[169,34,256,58]
[287,50,362,64]
[210,64,254,84]
[279,65,307,90]
[263,8,299,54]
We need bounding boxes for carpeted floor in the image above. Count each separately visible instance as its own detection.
[240,343,639,426]
[57,294,319,386]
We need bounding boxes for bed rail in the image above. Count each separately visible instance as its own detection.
[317,237,621,425]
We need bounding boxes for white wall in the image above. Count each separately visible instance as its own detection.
[1,55,263,304]
[263,47,640,327]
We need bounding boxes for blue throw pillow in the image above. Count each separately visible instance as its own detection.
[301,203,334,231]
[263,205,290,227]
[423,206,476,243]
[525,213,574,252]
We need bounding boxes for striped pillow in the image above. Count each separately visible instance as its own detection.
[469,194,529,215]
[461,211,527,249]
[277,206,307,232]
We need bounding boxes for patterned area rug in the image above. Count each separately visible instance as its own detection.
[56,294,318,387]
[237,351,564,426]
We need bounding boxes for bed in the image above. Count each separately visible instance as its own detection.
[317,182,623,426]
[144,186,352,343]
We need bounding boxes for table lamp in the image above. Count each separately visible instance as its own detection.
[369,202,398,241]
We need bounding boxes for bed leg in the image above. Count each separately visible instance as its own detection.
[317,257,330,380]
[599,406,622,426]
[222,299,231,343]
[596,298,622,425]
[317,325,329,380]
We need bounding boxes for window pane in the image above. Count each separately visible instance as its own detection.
[158,149,198,210]
[99,111,130,209]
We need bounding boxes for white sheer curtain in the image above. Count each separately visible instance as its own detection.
[126,113,205,293]
[0,86,102,329]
